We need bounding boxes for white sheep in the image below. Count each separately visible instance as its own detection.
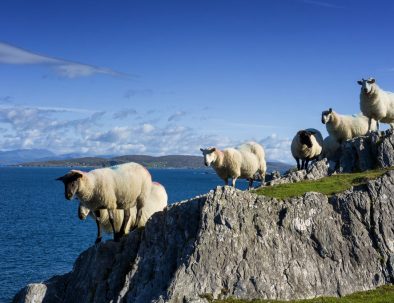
[78,181,167,243]
[358,77,394,131]
[321,108,377,143]
[56,162,152,241]
[200,141,266,189]
[78,204,135,244]
[291,128,323,170]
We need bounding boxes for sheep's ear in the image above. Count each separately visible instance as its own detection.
[368,78,375,84]
[357,80,363,85]
[211,147,217,152]
[70,170,84,178]
[56,176,64,181]
[329,108,332,113]
[200,148,204,152]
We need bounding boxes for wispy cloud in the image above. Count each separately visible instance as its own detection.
[113,108,138,120]
[302,0,344,9]
[124,88,153,99]
[0,104,293,163]
[168,111,186,122]
[0,42,126,78]
[0,96,13,104]
[260,133,292,163]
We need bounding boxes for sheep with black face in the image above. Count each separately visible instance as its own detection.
[78,181,167,244]
[291,128,323,170]
[56,162,152,242]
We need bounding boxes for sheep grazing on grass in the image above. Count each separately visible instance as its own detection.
[358,77,394,131]
[321,108,376,143]
[291,128,323,170]
[200,141,266,189]
[56,162,152,242]
[78,182,167,243]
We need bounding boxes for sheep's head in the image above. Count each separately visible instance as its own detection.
[357,77,376,95]
[321,108,333,124]
[298,130,314,148]
[78,205,90,220]
[56,170,84,200]
[200,147,217,166]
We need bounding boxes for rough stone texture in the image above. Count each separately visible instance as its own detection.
[13,170,394,303]
[264,170,281,183]
[339,129,394,173]
[267,159,329,186]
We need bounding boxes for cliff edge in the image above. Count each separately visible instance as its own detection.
[13,171,394,302]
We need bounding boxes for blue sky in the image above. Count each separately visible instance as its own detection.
[1,0,394,163]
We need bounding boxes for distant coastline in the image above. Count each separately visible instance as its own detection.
[10,154,292,172]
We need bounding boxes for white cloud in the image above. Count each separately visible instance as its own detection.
[260,134,293,163]
[168,111,186,122]
[0,42,124,78]
[113,108,138,120]
[142,123,155,133]
[0,104,293,163]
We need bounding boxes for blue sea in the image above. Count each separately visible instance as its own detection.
[0,167,252,302]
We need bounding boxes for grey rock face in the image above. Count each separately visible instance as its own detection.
[267,159,329,185]
[339,129,394,173]
[13,171,394,302]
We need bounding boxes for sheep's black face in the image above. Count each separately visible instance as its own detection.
[64,180,79,200]
[321,108,333,124]
[200,147,216,166]
[56,171,83,200]
[299,131,313,148]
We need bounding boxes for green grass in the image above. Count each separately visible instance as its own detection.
[203,285,394,303]
[254,168,393,200]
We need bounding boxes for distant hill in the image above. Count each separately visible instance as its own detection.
[15,154,293,173]
[0,149,56,165]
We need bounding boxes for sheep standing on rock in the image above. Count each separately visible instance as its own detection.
[56,162,152,241]
[78,182,167,243]
[321,108,376,143]
[291,128,323,170]
[358,77,394,131]
[200,141,266,189]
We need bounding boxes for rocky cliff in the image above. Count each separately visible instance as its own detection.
[13,130,394,303]
[14,171,394,302]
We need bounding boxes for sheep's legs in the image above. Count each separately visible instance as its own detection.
[119,208,131,238]
[301,160,305,170]
[93,210,102,244]
[248,179,253,190]
[231,178,237,187]
[304,159,309,170]
[224,178,229,186]
[108,209,119,242]
[295,158,300,170]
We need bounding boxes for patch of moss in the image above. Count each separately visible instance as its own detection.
[254,168,393,200]
[206,285,394,303]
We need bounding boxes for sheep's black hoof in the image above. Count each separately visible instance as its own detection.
[95,237,102,244]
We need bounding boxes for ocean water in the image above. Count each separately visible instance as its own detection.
[0,167,251,302]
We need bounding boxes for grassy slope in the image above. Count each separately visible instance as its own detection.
[205,285,394,303]
[254,169,393,200]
